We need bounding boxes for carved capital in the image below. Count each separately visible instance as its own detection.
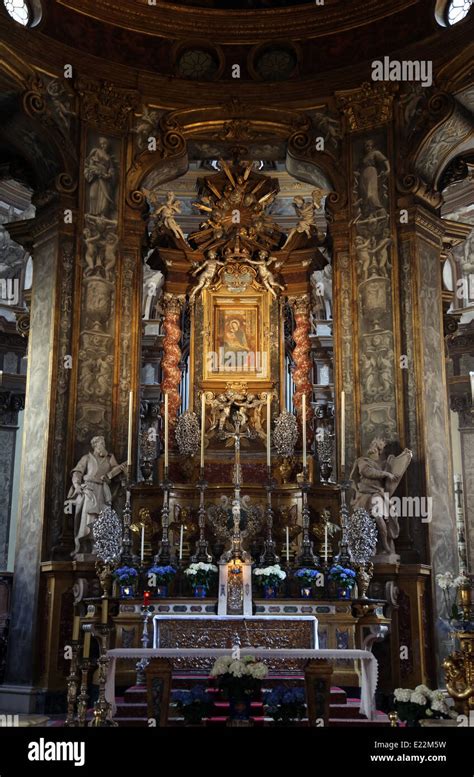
[450,393,474,428]
[76,77,138,131]
[336,82,396,131]
[288,294,310,317]
[162,293,185,316]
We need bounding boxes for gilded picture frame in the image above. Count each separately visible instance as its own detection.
[202,285,271,384]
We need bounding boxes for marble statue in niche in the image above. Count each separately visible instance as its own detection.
[84,137,117,219]
[355,140,390,215]
[69,435,126,557]
[143,256,165,319]
[350,438,412,558]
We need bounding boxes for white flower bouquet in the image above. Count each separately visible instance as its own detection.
[184,562,218,588]
[210,655,268,701]
[253,564,287,588]
[393,685,457,726]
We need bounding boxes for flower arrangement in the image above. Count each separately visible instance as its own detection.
[253,564,287,587]
[265,686,306,726]
[328,564,356,590]
[113,566,138,586]
[211,655,268,703]
[294,568,321,587]
[392,685,456,727]
[172,685,212,725]
[147,565,176,585]
[184,562,218,588]
[436,572,468,623]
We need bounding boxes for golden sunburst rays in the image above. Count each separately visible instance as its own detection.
[188,159,282,254]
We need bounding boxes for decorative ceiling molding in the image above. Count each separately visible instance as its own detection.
[56,0,422,44]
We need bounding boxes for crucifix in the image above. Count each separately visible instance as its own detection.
[219,410,256,562]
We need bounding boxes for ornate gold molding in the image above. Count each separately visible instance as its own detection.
[336,82,397,131]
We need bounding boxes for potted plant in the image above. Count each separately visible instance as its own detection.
[184,562,218,597]
[265,686,306,726]
[172,685,212,726]
[253,564,287,599]
[113,566,139,598]
[392,686,457,727]
[210,655,268,723]
[147,565,176,597]
[294,568,322,598]
[327,564,356,599]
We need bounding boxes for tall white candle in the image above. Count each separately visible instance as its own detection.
[200,392,206,469]
[340,391,346,469]
[285,526,290,562]
[127,391,133,466]
[266,393,271,468]
[324,524,328,564]
[179,524,184,561]
[164,393,169,470]
[470,372,474,405]
[140,525,145,564]
[302,393,307,470]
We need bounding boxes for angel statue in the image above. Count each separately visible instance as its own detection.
[189,250,224,302]
[143,190,187,244]
[283,188,328,248]
[246,250,285,298]
[350,438,412,558]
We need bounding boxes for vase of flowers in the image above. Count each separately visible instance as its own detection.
[172,685,211,726]
[294,568,322,599]
[265,686,306,726]
[147,565,176,597]
[210,656,268,722]
[392,685,457,727]
[328,564,356,599]
[184,562,218,597]
[113,566,139,598]
[253,564,286,599]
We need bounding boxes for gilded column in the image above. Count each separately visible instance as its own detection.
[161,293,184,429]
[290,294,313,428]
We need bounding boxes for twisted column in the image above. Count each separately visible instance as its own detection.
[161,294,184,430]
[290,295,313,428]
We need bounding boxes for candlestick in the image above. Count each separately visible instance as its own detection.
[266,393,271,468]
[164,393,169,470]
[200,392,205,469]
[127,391,133,467]
[82,631,91,659]
[140,524,145,564]
[340,390,345,469]
[101,599,108,625]
[179,524,184,561]
[285,526,290,563]
[302,393,307,470]
[324,523,328,564]
[72,614,80,641]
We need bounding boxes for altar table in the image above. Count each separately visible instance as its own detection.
[105,647,378,720]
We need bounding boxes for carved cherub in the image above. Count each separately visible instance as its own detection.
[144,190,187,243]
[246,251,285,298]
[283,188,327,247]
[189,250,224,302]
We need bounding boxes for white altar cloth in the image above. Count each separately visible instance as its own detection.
[105,647,378,720]
[153,614,319,650]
